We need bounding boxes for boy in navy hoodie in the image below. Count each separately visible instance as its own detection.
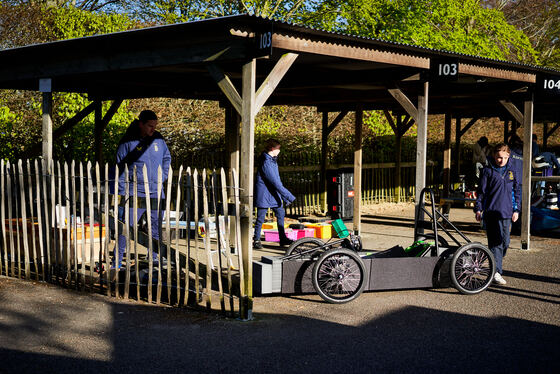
[474,143,520,285]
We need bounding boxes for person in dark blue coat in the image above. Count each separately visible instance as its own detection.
[253,139,295,249]
[115,110,171,267]
[474,143,520,285]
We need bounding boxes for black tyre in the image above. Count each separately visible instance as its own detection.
[312,248,367,303]
[285,237,324,258]
[450,242,495,295]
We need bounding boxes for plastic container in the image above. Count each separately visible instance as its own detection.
[290,228,316,240]
[264,229,280,242]
[307,223,332,239]
[262,222,277,230]
[331,219,349,238]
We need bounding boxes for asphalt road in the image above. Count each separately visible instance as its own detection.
[1,206,559,373]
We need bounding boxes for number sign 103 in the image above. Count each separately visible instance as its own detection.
[438,63,458,77]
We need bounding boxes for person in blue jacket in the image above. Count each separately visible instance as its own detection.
[474,143,520,285]
[115,110,171,267]
[253,139,295,249]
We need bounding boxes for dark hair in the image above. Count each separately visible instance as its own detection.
[493,143,510,155]
[138,110,158,123]
[264,138,281,152]
[119,109,158,144]
[508,134,522,148]
[478,136,488,147]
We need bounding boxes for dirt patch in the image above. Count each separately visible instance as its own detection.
[361,202,415,216]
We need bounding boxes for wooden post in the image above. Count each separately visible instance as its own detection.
[454,117,461,180]
[239,58,256,320]
[395,117,402,203]
[353,109,363,235]
[521,96,534,250]
[225,105,240,186]
[94,101,103,164]
[415,81,429,203]
[443,112,452,198]
[321,112,328,213]
[543,122,548,150]
[40,79,53,170]
[503,119,509,143]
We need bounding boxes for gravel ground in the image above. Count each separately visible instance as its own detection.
[1,205,559,373]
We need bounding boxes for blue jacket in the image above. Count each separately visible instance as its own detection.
[254,152,295,208]
[474,160,520,219]
[116,131,171,198]
[509,148,523,182]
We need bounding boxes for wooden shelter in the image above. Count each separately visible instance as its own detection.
[1,14,559,318]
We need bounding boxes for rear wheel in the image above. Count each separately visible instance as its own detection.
[285,237,324,259]
[451,242,495,295]
[312,248,367,303]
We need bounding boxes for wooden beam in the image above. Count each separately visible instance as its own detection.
[402,116,415,134]
[500,100,524,124]
[459,63,535,83]
[415,81,429,203]
[521,96,534,250]
[207,64,242,115]
[94,99,122,164]
[388,88,418,123]
[353,109,363,235]
[459,117,479,137]
[28,101,98,156]
[383,110,398,134]
[271,33,429,69]
[239,58,256,320]
[254,53,298,113]
[327,111,348,134]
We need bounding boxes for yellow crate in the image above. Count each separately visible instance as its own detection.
[307,223,332,239]
[262,222,277,230]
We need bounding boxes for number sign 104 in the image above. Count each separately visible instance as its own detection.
[543,79,560,90]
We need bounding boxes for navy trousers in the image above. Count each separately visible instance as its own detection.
[254,206,288,242]
[116,207,163,266]
[484,212,511,274]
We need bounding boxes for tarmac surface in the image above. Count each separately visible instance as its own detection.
[1,204,559,373]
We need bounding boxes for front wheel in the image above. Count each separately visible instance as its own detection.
[312,248,367,303]
[450,242,495,295]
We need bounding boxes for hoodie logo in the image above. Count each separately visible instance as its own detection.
[509,171,514,180]
[154,144,159,152]
[136,146,142,151]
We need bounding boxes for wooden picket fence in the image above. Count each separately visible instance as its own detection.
[0,159,245,317]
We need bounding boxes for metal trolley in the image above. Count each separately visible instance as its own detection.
[253,188,496,303]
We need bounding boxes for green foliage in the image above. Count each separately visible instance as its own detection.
[308,0,538,63]
[131,0,311,23]
[43,6,140,40]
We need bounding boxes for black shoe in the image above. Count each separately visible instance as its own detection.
[253,240,263,249]
[279,238,294,246]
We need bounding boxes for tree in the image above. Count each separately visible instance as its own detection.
[122,0,311,23]
[484,0,560,69]
[306,0,538,64]
[0,3,141,160]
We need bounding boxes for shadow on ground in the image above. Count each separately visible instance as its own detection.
[1,290,558,373]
